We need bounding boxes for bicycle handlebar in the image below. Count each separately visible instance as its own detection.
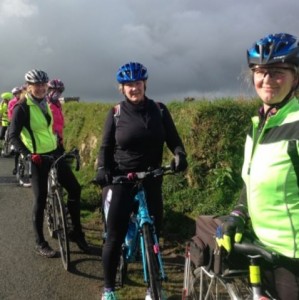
[27,148,80,171]
[112,165,173,184]
[233,241,279,263]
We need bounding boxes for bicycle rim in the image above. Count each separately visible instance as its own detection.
[54,190,70,271]
[143,223,163,300]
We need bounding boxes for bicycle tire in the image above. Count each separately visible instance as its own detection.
[143,223,163,300]
[16,156,31,187]
[53,189,70,271]
[116,247,128,287]
[1,130,10,157]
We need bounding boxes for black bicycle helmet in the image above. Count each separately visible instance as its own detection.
[116,62,148,83]
[247,33,299,68]
[25,69,49,84]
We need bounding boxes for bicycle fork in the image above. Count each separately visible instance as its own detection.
[140,224,167,283]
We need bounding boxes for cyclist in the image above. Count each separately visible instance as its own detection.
[216,33,299,299]
[95,62,188,300]
[46,79,65,144]
[9,69,89,258]
[46,78,89,249]
[8,86,23,174]
[0,92,13,150]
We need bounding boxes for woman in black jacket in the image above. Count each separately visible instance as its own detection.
[95,62,188,300]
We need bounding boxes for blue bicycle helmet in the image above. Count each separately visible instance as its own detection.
[247,33,299,68]
[116,62,148,83]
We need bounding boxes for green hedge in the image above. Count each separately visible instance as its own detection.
[62,98,260,235]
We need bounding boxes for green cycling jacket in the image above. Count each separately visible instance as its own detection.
[242,96,299,258]
[20,95,57,154]
[0,101,9,126]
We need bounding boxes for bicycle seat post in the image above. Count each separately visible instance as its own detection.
[248,255,265,300]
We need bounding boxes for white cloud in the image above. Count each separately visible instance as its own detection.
[0,0,38,19]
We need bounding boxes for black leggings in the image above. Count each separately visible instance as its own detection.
[101,177,163,289]
[0,126,7,140]
[31,155,82,245]
[261,257,299,300]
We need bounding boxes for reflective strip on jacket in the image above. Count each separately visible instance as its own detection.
[242,97,299,258]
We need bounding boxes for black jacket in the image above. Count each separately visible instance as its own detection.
[98,98,186,173]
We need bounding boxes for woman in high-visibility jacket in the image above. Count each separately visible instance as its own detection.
[0,92,13,141]
[9,69,89,258]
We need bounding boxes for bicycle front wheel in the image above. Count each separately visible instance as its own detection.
[143,223,163,300]
[53,189,70,271]
[116,246,128,288]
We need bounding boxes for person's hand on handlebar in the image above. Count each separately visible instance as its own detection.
[170,148,188,172]
[216,205,248,252]
[95,167,112,187]
[31,154,42,166]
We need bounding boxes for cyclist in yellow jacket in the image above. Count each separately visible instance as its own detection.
[217,33,299,300]
[9,69,89,257]
[0,92,13,149]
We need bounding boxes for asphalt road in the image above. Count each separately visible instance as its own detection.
[0,156,103,300]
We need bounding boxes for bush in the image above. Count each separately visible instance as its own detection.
[62,98,260,237]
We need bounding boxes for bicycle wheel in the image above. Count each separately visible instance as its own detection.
[116,246,128,287]
[143,223,163,300]
[53,189,70,271]
[16,156,31,187]
[1,130,10,157]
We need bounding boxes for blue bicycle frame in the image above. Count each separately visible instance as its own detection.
[113,166,173,298]
[134,185,167,283]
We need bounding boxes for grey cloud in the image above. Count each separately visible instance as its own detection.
[1,0,299,102]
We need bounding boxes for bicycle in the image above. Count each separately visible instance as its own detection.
[1,126,14,157]
[109,166,174,300]
[44,148,80,271]
[182,239,278,300]
[16,153,32,187]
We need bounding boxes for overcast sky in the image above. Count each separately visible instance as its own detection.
[1,0,299,103]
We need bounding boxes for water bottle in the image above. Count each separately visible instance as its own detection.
[125,215,138,261]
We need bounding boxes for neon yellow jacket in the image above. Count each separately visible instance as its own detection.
[242,97,299,258]
[0,101,9,126]
[19,94,57,154]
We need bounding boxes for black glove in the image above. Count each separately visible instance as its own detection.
[216,205,248,252]
[95,167,112,187]
[170,151,188,172]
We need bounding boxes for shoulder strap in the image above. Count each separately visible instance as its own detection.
[155,101,163,117]
[113,103,121,125]
[113,101,163,126]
